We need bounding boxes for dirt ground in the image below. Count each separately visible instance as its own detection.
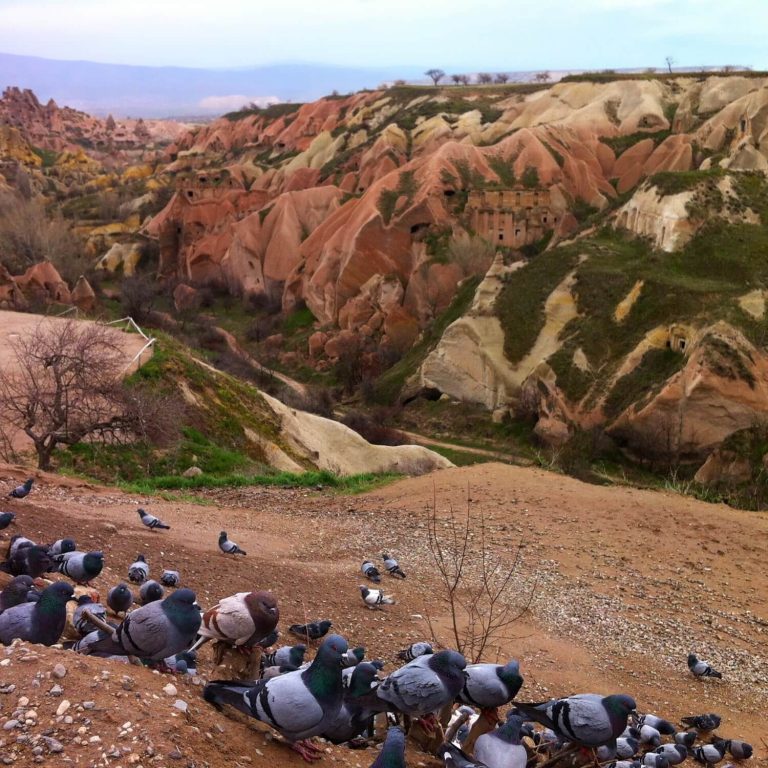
[0,461,766,766]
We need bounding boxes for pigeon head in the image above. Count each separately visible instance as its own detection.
[428,649,468,684]
[604,694,637,734]
[348,661,380,697]
[141,580,165,604]
[23,479,33,490]
[687,653,698,666]
[303,633,348,705]
[494,712,524,745]
[318,633,348,659]
[318,619,333,633]
[58,539,76,554]
[136,553,146,563]
[162,588,200,620]
[175,659,188,674]
[83,552,104,577]
[76,594,95,606]
[137,509,147,517]
[498,660,523,696]
[674,731,696,748]
[289,644,307,666]
[372,727,405,768]
[26,546,55,577]
[351,646,365,662]
[245,590,279,621]
[39,581,75,610]
[0,575,34,609]
[258,629,279,648]
[219,531,227,542]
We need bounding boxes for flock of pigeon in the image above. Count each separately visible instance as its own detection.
[0,478,757,767]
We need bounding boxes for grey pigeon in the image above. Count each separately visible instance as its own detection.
[688,653,722,679]
[692,743,726,765]
[140,580,165,605]
[441,742,489,768]
[73,595,109,636]
[323,661,386,743]
[218,531,246,555]
[128,554,149,584]
[258,629,279,648]
[2,544,54,578]
[289,619,332,641]
[598,736,640,761]
[474,712,527,768]
[0,575,35,614]
[341,646,365,668]
[636,724,662,747]
[137,508,170,530]
[8,535,35,559]
[203,633,349,761]
[369,726,406,768]
[54,551,104,585]
[459,660,523,713]
[107,582,134,615]
[160,570,180,587]
[681,714,721,731]
[0,581,74,645]
[717,740,752,760]
[382,553,405,578]
[9,479,33,499]
[397,640,433,661]
[75,588,201,661]
[655,745,688,766]
[674,731,697,747]
[359,585,395,608]
[515,693,637,749]
[362,560,381,583]
[0,512,15,529]
[263,643,307,669]
[48,538,76,556]
[635,713,675,735]
[642,755,670,768]
[377,649,467,727]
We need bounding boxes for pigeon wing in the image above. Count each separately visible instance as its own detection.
[199,593,255,644]
[378,663,447,716]
[254,671,326,741]
[0,602,34,644]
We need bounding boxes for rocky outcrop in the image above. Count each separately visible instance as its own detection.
[615,185,697,251]
[14,261,71,304]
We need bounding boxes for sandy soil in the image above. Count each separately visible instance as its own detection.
[0,461,766,766]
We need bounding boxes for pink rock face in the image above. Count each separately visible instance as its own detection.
[15,261,71,304]
[173,283,200,313]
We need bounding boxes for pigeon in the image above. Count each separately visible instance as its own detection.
[0,581,74,645]
[642,754,670,768]
[681,714,721,731]
[171,650,198,676]
[218,531,246,555]
[128,554,149,584]
[160,570,180,587]
[361,560,381,583]
[7,535,35,559]
[341,646,366,668]
[692,742,727,765]
[474,712,527,768]
[9,479,33,499]
[459,660,523,717]
[382,553,406,579]
[48,538,76,556]
[75,588,202,662]
[107,583,134,616]
[322,661,386,743]
[0,512,15,529]
[635,714,675,735]
[1,544,54,578]
[0,575,36,614]
[289,619,333,641]
[717,740,753,760]
[655,745,689,766]
[359,585,395,609]
[203,633,349,762]
[139,580,165,605]
[397,641,433,661]
[369,726,406,768]
[258,629,279,648]
[598,736,640,762]
[636,724,662,747]
[137,508,170,531]
[54,551,104,585]
[441,742,489,768]
[674,731,697,747]
[515,693,637,749]
[262,643,307,669]
[72,595,109,636]
[377,649,467,729]
[688,654,722,679]
[193,590,279,651]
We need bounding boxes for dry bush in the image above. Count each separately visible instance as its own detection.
[280,386,336,418]
[340,410,409,446]
[0,320,171,470]
[448,232,495,275]
[424,485,537,662]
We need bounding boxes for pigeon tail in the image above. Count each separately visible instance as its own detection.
[203,679,258,716]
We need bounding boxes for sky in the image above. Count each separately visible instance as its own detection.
[0,0,766,72]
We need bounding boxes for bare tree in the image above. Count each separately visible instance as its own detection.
[424,485,537,663]
[665,55,675,74]
[0,320,173,470]
[494,72,510,84]
[450,74,463,85]
[477,73,493,84]
[425,68,446,86]
[534,71,551,83]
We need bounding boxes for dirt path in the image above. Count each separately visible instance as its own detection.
[399,429,529,464]
[1,461,766,760]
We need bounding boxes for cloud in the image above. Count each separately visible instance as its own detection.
[197,94,280,112]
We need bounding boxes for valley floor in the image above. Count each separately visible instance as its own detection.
[1,461,766,764]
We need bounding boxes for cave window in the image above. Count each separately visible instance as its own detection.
[679,340,686,351]
[515,228,521,236]
[186,190,194,199]
[740,118,747,132]
[444,189,455,197]
[498,232,504,241]
[543,216,548,224]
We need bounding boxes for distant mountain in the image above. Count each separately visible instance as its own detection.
[0,52,424,118]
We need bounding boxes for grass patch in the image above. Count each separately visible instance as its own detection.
[282,305,316,333]
[600,129,671,157]
[224,102,303,122]
[422,445,494,467]
[649,167,724,196]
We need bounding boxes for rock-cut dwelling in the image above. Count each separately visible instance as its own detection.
[466,188,556,247]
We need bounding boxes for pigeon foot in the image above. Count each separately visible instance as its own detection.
[291,739,324,762]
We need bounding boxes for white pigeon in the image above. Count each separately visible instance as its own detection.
[359,585,395,609]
